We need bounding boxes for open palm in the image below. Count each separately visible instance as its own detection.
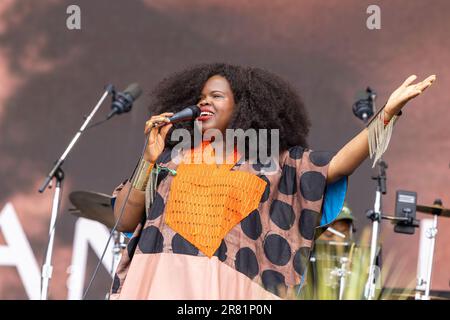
[385,74,436,116]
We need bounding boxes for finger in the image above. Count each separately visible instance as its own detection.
[158,112,174,117]
[150,115,171,123]
[407,90,422,100]
[145,113,173,124]
[146,112,174,120]
[416,75,436,92]
[423,74,437,83]
[148,113,174,124]
[159,123,173,141]
[145,121,157,134]
[145,121,153,134]
[401,75,418,88]
[144,116,172,133]
[148,125,159,140]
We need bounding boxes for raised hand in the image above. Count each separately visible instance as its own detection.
[384,74,436,118]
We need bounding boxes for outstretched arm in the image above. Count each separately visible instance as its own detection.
[327,74,436,184]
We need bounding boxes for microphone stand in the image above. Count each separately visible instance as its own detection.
[363,159,387,300]
[352,86,381,299]
[38,84,115,300]
[352,86,386,299]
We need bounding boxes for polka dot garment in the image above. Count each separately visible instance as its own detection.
[110,146,342,299]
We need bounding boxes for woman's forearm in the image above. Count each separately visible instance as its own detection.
[114,181,146,232]
[327,128,369,184]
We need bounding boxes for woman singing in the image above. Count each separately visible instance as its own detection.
[109,63,435,299]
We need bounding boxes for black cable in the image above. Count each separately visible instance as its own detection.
[82,135,149,300]
[85,118,110,131]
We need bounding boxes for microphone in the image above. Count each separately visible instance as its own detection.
[168,105,201,123]
[352,87,375,123]
[107,83,142,119]
[151,105,201,128]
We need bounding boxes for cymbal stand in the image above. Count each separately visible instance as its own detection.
[104,231,126,300]
[415,199,442,300]
[338,257,350,300]
[111,231,127,275]
[330,257,350,300]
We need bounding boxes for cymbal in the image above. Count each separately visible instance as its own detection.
[416,204,450,217]
[69,191,115,228]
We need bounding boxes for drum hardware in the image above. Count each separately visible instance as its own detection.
[326,227,346,239]
[414,199,448,300]
[363,160,427,300]
[382,289,450,301]
[374,197,447,301]
[416,202,450,217]
[309,241,361,300]
[298,189,446,301]
[68,191,128,276]
[329,256,351,300]
[112,230,128,273]
[69,191,116,229]
[365,196,448,301]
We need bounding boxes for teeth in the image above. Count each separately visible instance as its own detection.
[200,111,214,116]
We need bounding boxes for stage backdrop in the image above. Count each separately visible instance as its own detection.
[0,0,449,299]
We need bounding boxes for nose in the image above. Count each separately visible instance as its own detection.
[198,98,211,106]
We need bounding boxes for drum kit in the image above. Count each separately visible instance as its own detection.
[305,201,450,300]
[67,189,449,300]
[68,191,128,276]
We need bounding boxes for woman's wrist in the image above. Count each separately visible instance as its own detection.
[131,158,154,191]
[383,107,402,125]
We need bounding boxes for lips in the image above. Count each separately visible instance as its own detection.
[197,106,215,121]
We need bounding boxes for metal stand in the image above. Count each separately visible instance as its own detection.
[38,85,114,300]
[423,214,438,300]
[330,257,350,300]
[338,257,349,300]
[111,230,126,275]
[351,86,382,300]
[364,160,387,300]
[40,168,64,300]
[104,231,126,300]
[415,200,441,300]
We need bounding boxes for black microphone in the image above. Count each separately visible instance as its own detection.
[353,87,375,123]
[168,105,201,123]
[107,83,142,119]
[151,105,201,128]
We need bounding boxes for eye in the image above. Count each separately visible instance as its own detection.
[213,94,224,99]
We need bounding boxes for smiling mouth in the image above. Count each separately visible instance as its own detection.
[197,111,215,121]
[199,111,215,117]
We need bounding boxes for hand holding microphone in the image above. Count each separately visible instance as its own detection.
[143,105,201,163]
[144,112,174,163]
